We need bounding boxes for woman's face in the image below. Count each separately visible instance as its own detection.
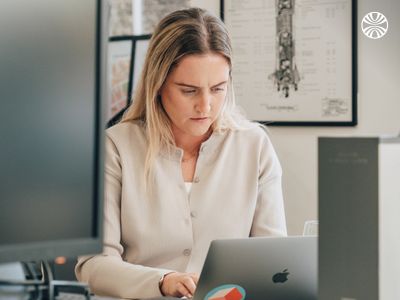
[160,53,230,139]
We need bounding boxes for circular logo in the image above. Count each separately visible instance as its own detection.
[361,12,389,39]
[205,284,246,300]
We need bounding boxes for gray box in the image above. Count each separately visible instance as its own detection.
[318,137,400,300]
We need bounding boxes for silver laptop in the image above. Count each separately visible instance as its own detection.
[193,236,317,300]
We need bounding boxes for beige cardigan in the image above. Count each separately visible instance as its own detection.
[75,121,287,299]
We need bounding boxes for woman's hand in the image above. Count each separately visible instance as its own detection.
[160,272,199,298]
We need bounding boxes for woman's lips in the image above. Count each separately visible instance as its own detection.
[190,117,209,121]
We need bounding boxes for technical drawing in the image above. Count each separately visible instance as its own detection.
[269,0,300,98]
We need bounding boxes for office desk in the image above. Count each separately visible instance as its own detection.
[57,293,179,300]
[0,290,180,300]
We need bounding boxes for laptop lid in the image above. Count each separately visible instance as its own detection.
[193,236,317,300]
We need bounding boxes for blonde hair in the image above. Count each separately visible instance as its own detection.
[121,7,252,186]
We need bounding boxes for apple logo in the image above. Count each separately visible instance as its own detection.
[272,269,290,283]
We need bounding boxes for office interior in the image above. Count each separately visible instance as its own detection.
[1,0,399,299]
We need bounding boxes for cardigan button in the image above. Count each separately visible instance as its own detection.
[183,249,192,256]
[193,177,200,183]
[190,211,197,218]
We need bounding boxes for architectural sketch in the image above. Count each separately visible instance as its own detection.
[108,41,132,121]
[110,56,130,118]
[139,0,190,34]
[223,0,355,124]
[108,0,133,36]
[108,0,191,36]
[269,0,300,98]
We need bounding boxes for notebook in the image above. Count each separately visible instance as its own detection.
[192,236,317,300]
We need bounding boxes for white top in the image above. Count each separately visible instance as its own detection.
[75,121,287,299]
[184,182,193,194]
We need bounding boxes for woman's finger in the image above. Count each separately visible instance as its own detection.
[176,281,191,298]
[181,276,197,295]
[189,273,200,285]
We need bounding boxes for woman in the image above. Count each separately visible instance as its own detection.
[76,7,287,299]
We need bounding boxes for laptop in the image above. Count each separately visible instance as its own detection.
[192,236,317,300]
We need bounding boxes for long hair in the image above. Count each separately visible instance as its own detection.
[121,7,252,187]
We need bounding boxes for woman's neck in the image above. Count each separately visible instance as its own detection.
[172,127,212,154]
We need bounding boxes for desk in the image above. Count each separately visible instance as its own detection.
[57,293,180,300]
[0,290,181,300]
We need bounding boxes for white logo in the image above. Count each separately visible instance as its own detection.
[361,12,389,39]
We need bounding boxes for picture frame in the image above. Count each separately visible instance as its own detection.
[107,34,151,124]
[130,34,152,105]
[108,36,133,121]
[221,0,357,126]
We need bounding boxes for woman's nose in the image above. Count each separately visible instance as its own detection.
[195,93,211,113]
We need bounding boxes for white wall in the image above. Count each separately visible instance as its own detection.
[197,0,400,234]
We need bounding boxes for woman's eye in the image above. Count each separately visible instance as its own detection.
[182,89,196,94]
[213,87,225,93]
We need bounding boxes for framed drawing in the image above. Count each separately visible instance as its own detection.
[221,0,357,126]
[108,36,133,121]
[130,34,152,104]
[107,34,151,124]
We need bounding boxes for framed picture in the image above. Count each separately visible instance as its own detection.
[108,36,133,121]
[221,0,357,126]
[107,34,151,123]
[130,35,152,105]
